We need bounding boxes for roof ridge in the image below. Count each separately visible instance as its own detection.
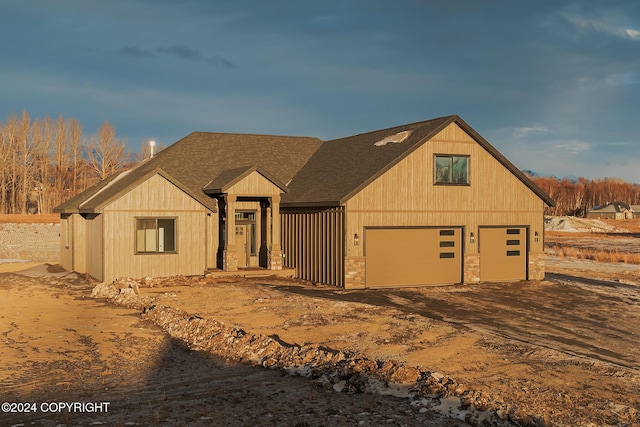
[330,114,457,141]
[187,131,321,140]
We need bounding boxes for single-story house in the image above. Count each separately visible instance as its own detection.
[54,115,554,288]
[586,202,634,220]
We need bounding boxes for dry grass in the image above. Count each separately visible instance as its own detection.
[599,218,640,233]
[0,214,59,224]
[547,244,640,264]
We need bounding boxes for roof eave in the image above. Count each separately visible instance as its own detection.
[203,165,290,195]
[453,116,556,207]
[281,200,342,208]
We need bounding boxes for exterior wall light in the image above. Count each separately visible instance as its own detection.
[534,231,539,242]
[354,233,359,246]
[470,232,475,243]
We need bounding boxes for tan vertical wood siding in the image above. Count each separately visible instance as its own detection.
[205,212,218,269]
[60,214,72,271]
[226,172,283,195]
[71,214,87,274]
[100,174,209,283]
[85,214,103,280]
[345,123,546,282]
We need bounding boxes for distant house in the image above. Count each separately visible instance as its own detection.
[54,115,554,288]
[587,202,634,220]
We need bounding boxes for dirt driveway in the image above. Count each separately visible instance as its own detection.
[288,277,640,370]
[132,273,639,425]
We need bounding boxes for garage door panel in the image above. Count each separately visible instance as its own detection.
[365,228,461,288]
[479,227,526,282]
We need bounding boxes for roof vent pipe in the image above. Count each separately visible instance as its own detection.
[149,140,156,158]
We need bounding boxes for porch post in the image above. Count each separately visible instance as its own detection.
[268,195,283,270]
[223,195,238,271]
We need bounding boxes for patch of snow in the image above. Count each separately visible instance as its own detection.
[544,216,628,233]
[284,365,312,376]
[333,380,346,392]
[374,130,412,146]
[365,378,413,398]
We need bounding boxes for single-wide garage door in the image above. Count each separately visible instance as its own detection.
[479,227,526,282]
[365,228,461,288]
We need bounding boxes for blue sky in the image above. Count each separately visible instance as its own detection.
[1,1,639,182]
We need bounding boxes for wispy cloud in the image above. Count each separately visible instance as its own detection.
[625,28,640,40]
[119,45,234,68]
[562,12,640,41]
[548,140,591,154]
[512,125,550,138]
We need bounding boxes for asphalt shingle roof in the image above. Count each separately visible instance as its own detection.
[54,115,554,213]
[54,132,322,213]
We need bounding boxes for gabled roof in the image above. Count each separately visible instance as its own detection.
[589,202,631,213]
[54,132,322,213]
[54,115,554,214]
[282,115,555,207]
[203,165,289,194]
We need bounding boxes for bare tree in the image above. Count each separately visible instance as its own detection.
[0,122,10,214]
[51,114,69,211]
[86,120,129,180]
[68,118,83,193]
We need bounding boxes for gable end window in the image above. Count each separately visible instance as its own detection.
[136,218,176,253]
[435,155,469,185]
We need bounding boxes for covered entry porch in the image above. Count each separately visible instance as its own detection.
[203,165,287,273]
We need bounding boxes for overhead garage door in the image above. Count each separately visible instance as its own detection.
[365,227,461,288]
[479,227,526,282]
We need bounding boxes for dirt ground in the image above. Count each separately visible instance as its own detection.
[2,216,640,426]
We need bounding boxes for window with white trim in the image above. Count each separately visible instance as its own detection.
[136,218,176,253]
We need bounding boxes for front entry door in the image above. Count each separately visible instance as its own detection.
[235,225,248,267]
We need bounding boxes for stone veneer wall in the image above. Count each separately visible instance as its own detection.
[528,252,545,280]
[463,254,480,283]
[223,249,238,272]
[344,256,365,289]
[268,249,283,271]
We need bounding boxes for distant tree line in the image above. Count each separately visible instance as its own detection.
[530,175,640,217]
[0,111,129,214]
[3,110,638,218]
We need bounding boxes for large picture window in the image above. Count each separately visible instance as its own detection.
[435,155,469,185]
[136,218,176,253]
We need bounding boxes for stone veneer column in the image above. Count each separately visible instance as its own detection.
[344,256,366,289]
[223,195,238,272]
[528,252,546,280]
[463,253,480,283]
[267,195,282,270]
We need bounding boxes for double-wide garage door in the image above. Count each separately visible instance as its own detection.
[365,227,461,288]
[365,226,528,287]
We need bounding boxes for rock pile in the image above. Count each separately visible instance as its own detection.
[92,279,551,427]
